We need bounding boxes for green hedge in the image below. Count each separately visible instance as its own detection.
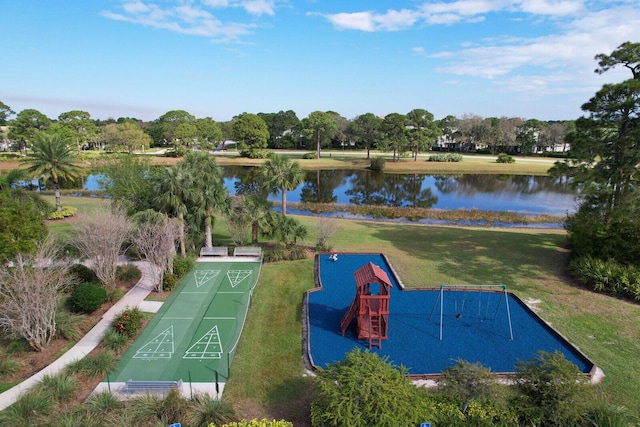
[569,256,640,301]
[429,153,463,162]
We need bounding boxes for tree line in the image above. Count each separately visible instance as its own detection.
[0,102,572,160]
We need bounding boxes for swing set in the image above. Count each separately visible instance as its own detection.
[428,284,514,341]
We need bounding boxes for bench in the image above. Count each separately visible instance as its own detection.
[200,246,228,257]
[233,246,262,257]
[125,379,183,393]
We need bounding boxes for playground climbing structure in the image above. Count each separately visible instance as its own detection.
[340,262,392,348]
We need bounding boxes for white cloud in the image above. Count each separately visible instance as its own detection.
[324,9,418,31]
[241,0,276,16]
[326,12,376,31]
[102,0,275,43]
[413,47,427,56]
[517,0,584,16]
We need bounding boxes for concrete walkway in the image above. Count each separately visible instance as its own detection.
[0,261,160,411]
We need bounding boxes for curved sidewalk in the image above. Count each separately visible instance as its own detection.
[0,261,160,411]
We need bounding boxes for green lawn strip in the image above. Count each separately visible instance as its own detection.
[222,258,316,424]
[215,153,553,175]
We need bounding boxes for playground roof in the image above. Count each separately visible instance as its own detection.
[354,262,393,289]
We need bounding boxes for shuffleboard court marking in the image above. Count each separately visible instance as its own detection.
[195,270,220,288]
[204,317,235,320]
[183,325,223,359]
[133,326,174,359]
[227,270,253,288]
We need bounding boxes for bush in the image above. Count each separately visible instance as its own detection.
[54,309,85,341]
[302,152,316,159]
[263,245,308,263]
[67,350,117,377]
[311,348,435,427]
[112,307,142,338]
[70,282,107,313]
[369,156,386,171]
[163,273,178,291]
[70,264,99,284]
[116,263,141,282]
[102,329,130,353]
[496,153,515,163]
[569,256,640,301]
[512,350,591,426]
[429,153,463,162]
[46,206,77,220]
[173,256,195,278]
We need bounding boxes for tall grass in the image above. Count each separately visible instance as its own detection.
[38,372,77,402]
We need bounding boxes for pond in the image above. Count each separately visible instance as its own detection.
[83,167,578,217]
[220,166,578,216]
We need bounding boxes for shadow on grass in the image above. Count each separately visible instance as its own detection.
[264,376,316,427]
[369,223,567,289]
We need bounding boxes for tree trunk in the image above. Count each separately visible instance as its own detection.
[54,181,62,212]
[282,189,287,216]
[316,129,321,159]
[204,206,213,248]
[178,211,186,256]
[252,221,259,243]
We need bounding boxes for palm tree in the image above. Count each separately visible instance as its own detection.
[154,164,200,256]
[24,133,81,212]
[182,152,230,248]
[236,194,273,243]
[260,153,304,215]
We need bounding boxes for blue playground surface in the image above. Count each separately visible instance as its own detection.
[306,253,595,376]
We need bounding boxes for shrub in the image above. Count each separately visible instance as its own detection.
[311,348,435,427]
[116,263,141,282]
[429,153,463,162]
[70,263,99,284]
[0,389,53,425]
[163,273,178,291]
[39,373,77,402]
[102,329,130,353]
[302,152,316,159]
[46,206,77,220]
[173,256,195,278]
[191,394,236,426]
[569,256,640,301]
[369,156,386,171]
[496,153,515,163]
[263,245,308,262]
[70,282,107,313]
[0,357,20,378]
[112,307,142,338]
[54,309,85,341]
[512,350,591,426]
[67,350,117,377]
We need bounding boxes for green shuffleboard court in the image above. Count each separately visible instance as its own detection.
[99,259,261,397]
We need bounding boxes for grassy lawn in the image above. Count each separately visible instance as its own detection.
[223,215,640,421]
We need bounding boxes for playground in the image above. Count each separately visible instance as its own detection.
[96,256,261,397]
[306,253,598,378]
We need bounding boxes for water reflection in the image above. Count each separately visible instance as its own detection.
[86,166,578,216]
[219,166,577,215]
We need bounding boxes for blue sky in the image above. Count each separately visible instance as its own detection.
[2,1,639,122]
